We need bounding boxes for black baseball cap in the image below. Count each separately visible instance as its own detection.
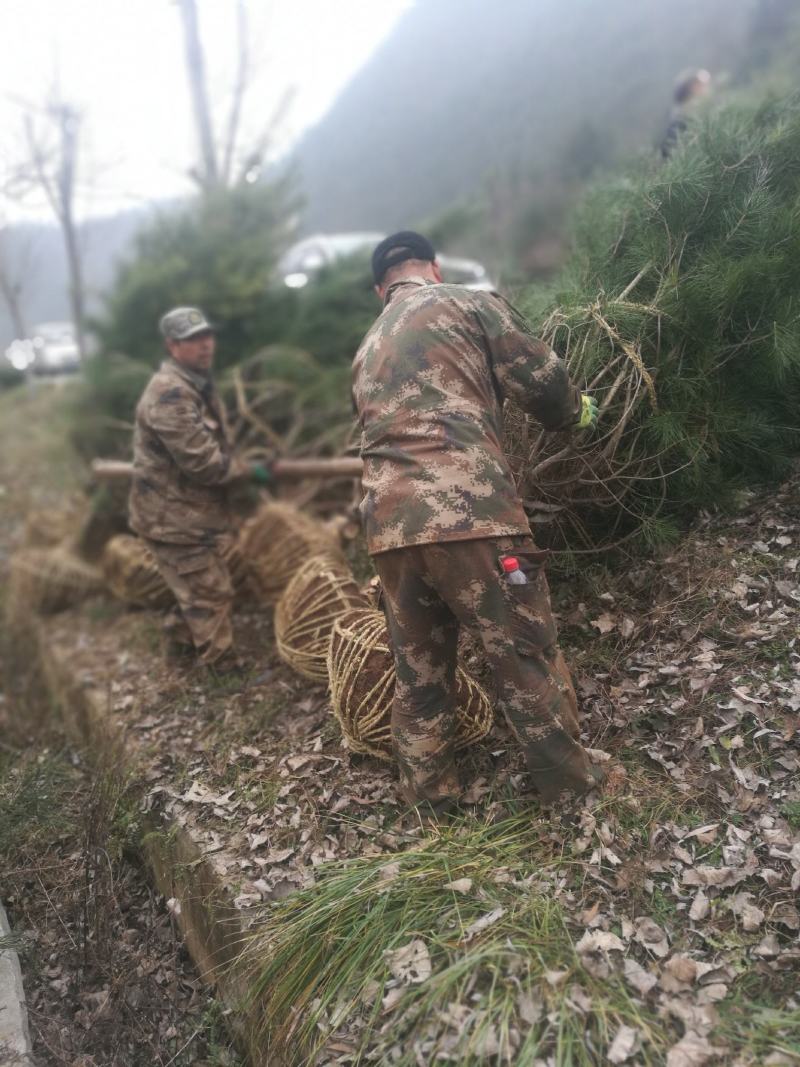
[371,230,436,285]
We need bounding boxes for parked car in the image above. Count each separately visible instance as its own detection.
[278,233,495,291]
[31,322,80,374]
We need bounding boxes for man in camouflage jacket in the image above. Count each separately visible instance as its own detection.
[352,232,603,811]
[129,307,268,667]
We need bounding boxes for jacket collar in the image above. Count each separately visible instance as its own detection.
[383,275,435,307]
[162,357,212,393]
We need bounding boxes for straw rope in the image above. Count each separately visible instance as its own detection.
[274,555,367,682]
[327,608,493,760]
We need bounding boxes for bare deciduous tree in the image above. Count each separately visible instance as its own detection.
[23,100,86,357]
[177,0,293,191]
[0,227,30,340]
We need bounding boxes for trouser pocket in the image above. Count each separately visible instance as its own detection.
[496,546,557,655]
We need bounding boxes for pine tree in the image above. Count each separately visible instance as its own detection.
[510,91,800,554]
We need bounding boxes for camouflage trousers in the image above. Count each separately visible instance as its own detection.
[374,535,599,805]
[144,536,234,666]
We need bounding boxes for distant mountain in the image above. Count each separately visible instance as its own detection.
[292,0,760,234]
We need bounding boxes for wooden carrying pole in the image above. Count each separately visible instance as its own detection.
[90,456,364,483]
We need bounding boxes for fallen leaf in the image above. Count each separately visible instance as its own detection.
[384,939,431,985]
[771,902,800,930]
[517,992,544,1025]
[263,847,294,865]
[575,930,626,954]
[683,865,748,889]
[591,613,616,634]
[730,892,765,931]
[463,907,505,941]
[667,1031,725,1067]
[753,932,780,958]
[633,916,670,957]
[444,878,473,894]
[378,862,402,882]
[381,986,404,1013]
[608,1024,640,1064]
[689,890,710,922]
[623,957,658,996]
[664,954,697,985]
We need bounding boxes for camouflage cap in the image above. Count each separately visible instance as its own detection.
[159,306,215,341]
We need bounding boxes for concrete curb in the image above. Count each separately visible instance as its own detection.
[37,628,260,1064]
[0,900,34,1067]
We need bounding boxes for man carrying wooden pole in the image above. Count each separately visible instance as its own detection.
[128,306,271,671]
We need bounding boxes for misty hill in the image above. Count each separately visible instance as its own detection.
[292,0,759,237]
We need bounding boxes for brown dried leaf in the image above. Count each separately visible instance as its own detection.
[633,916,670,957]
[689,890,710,922]
[575,930,626,955]
[608,1023,640,1064]
[666,1032,725,1067]
[623,957,658,996]
[384,939,431,985]
[462,907,505,942]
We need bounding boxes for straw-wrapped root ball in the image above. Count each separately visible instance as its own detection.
[101,535,173,609]
[275,555,368,682]
[8,547,103,615]
[23,506,82,549]
[102,534,253,609]
[237,502,343,606]
[327,608,493,759]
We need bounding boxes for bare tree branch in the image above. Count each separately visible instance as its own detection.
[23,100,87,357]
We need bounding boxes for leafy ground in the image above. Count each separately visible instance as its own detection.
[1,382,799,1065]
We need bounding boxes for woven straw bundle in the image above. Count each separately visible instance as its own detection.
[237,502,341,606]
[101,535,173,609]
[8,547,103,615]
[327,608,493,760]
[275,555,367,681]
[23,506,81,549]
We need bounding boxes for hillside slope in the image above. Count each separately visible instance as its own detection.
[293,0,758,233]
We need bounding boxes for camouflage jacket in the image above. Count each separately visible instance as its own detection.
[352,278,581,554]
[129,358,247,544]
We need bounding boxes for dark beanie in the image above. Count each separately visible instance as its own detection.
[371,230,436,285]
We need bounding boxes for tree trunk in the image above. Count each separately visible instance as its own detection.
[178,0,219,189]
[0,246,28,339]
[57,108,86,358]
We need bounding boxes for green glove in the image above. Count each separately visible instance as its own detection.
[576,394,599,430]
[250,462,273,486]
